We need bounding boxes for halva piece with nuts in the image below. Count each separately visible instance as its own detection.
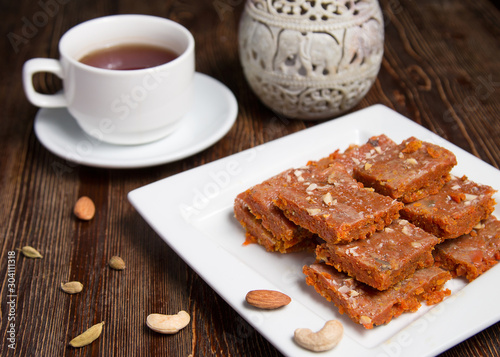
[434,215,500,281]
[275,163,403,244]
[400,175,496,240]
[315,219,439,290]
[352,137,457,203]
[303,263,451,329]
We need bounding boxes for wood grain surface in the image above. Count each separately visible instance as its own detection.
[1,0,499,356]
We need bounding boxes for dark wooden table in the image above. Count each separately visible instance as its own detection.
[1,0,499,356]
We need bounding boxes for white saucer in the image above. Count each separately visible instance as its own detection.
[34,72,238,168]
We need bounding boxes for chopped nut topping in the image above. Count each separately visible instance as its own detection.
[294,170,303,177]
[398,219,409,225]
[401,225,411,235]
[360,316,372,325]
[322,192,334,206]
[297,176,305,182]
[374,146,382,154]
[411,241,422,248]
[405,158,418,165]
[306,183,318,192]
[363,187,375,192]
[316,184,332,190]
[364,163,373,170]
[338,285,351,294]
[474,222,485,230]
[464,194,478,201]
[384,227,394,233]
[352,157,361,165]
[451,184,461,190]
[306,208,322,216]
[349,290,360,297]
[345,247,359,256]
[399,152,404,159]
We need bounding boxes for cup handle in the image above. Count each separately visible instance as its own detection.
[22,58,67,108]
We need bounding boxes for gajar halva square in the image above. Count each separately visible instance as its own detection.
[303,263,451,329]
[434,215,500,281]
[308,134,397,173]
[401,175,496,240]
[234,169,317,253]
[234,194,317,253]
[315,219,440,290]
[275,163,403,244]
[353,137,457,203]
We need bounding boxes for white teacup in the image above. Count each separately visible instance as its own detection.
[23,15,195,145]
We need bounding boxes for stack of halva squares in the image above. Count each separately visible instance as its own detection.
[234,135,498,328]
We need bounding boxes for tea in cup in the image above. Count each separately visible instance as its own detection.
[23,14,195,145]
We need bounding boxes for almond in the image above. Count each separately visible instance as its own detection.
[73,196,96,221]
[245,290,291,309]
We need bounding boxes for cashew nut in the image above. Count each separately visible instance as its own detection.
[294,320,343,352]
[146,310,190,334]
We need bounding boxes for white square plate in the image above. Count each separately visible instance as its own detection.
[128,104,500,356]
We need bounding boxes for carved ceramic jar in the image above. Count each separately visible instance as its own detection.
[239,0,384,120]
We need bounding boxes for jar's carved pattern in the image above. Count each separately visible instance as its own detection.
[239,0,384,119]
